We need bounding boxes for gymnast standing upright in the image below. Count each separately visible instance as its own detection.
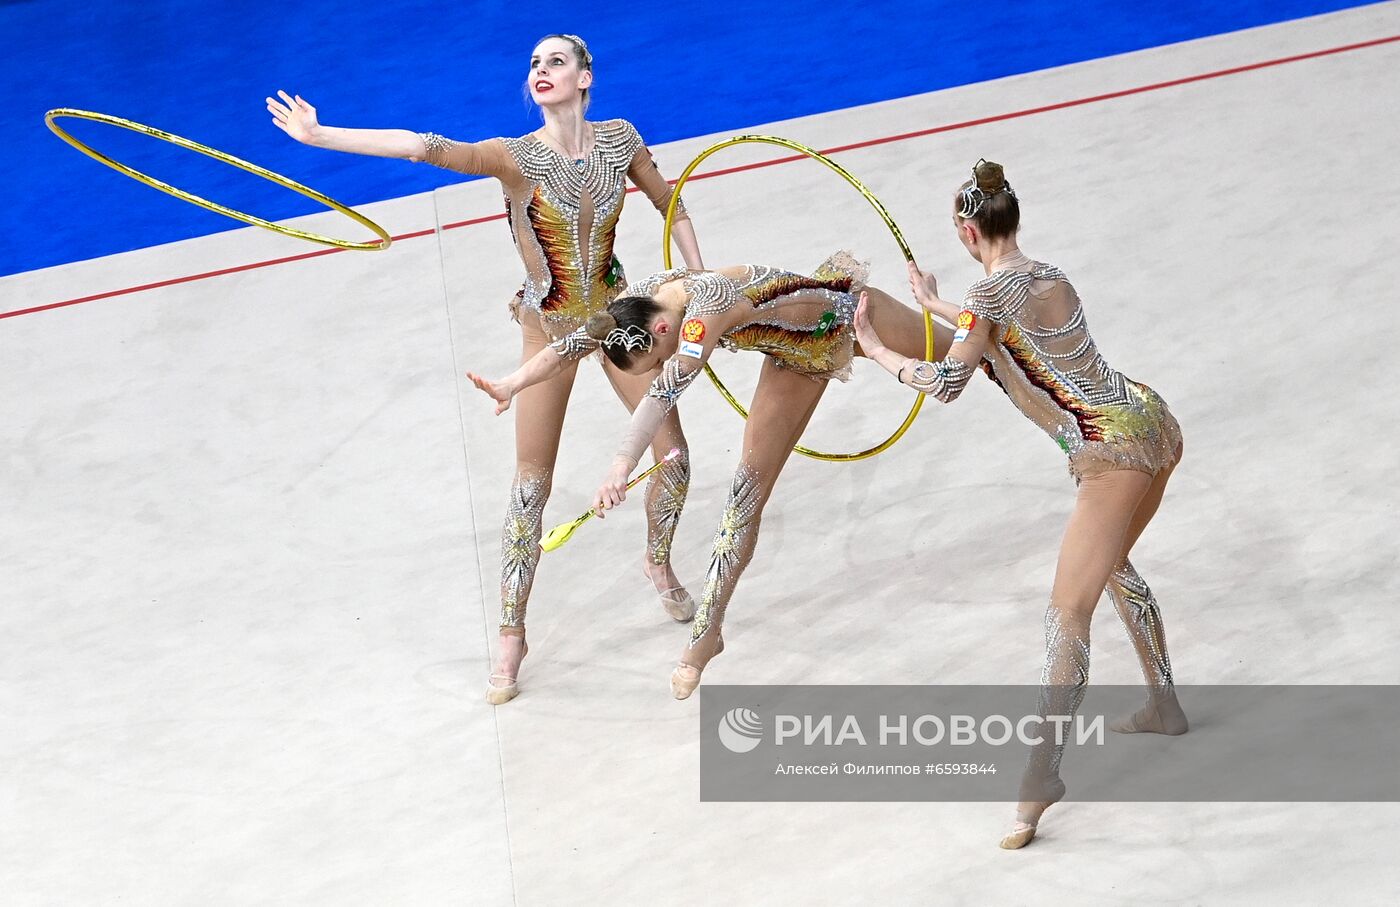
[268,33,706,705]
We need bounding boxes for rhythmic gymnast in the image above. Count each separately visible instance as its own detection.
[267,34,706,705]
[476,252,952,699]
[853,160,1187,850]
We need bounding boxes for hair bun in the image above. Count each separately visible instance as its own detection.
[585,311,618,341]
[974,160,1007,193]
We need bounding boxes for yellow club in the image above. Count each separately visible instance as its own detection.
[540,448,681,553]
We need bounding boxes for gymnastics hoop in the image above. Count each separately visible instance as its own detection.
[661,134,934,462]
[44,108,392,252]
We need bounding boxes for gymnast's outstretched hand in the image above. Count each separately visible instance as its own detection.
[592,460,631,518]
[267,91,320,145]
[467,372,515,415]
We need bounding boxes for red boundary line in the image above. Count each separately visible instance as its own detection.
[5,33,1397,321]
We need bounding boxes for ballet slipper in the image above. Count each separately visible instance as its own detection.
[670,634,724,700]
[486,636,528,705]
[1110,691,1188,735]
[643,565,696,622]
[658,585,697,622]
[1000,777,1066,850]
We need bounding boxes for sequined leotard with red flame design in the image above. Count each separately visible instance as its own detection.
[420,119,688,337]
[418,120,691,631]
[906,257,1181,479]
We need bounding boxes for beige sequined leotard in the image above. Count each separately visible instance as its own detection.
[905,254,1182,479]
[419,119,688,337]
[589,252,868,469]
[623,250,869,381]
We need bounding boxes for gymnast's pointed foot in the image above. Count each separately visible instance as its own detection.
[644,561,696,622]
[1000,776,1066,850]
[486,630,528,705]
[671,630,724,700]
[1110,690,1188,735]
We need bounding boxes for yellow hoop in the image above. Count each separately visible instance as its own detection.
[45,108,392,252]
[661,134,934,462]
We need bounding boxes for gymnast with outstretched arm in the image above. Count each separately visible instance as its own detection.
[268,34,705,705]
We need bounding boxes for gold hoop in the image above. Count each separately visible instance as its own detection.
[45,108,392,252]
[661,134,934,462]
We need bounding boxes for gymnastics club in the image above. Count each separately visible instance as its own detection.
[539,448,681,553]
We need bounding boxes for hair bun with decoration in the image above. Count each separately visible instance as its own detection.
[974,160,1007,193]
[958,158,1016,219]
[585,311,617,341]
[587,310,653,352]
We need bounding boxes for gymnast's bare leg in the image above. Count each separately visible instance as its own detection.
[1106,442,1187,735]
[1002,467,1156,848]
[488,311,579,704]
[671,358,828,698]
